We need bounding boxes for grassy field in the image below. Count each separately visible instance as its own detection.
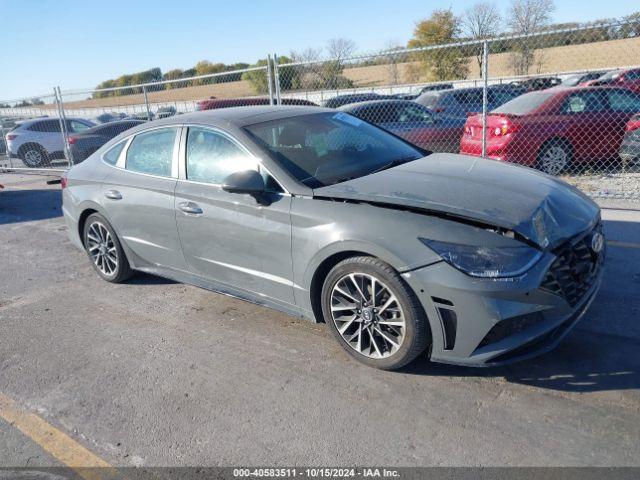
[34,35,640,111]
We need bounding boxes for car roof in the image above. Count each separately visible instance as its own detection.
[124,105,332,132]
[338,99,420,111]
[80,119,144,134]
[17,117,87,126]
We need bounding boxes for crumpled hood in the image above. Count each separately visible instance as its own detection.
[313,153,599,249]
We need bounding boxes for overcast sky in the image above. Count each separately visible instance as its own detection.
[1,0,637,100]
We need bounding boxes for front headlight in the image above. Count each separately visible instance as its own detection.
[420,239,543,278]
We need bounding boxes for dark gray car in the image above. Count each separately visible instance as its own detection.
[62,106,605,370]
[69,120,144,163]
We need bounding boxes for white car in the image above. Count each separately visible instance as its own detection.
[5,117,94,167]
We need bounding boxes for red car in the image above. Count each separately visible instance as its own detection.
[196,97,317,111]
[581,68,640,93]
[460,86,640,175]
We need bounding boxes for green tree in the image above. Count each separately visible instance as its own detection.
[242,56,298,94]
[163,68,185,89]
[408,9,469,81]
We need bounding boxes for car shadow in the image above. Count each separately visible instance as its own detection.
[0,188,62,225]
[401,330,640,393]
[126,273,178,285]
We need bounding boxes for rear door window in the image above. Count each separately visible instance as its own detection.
[563,91,607,113]
[606,89,640,112]
[397,104,433,123]
[69,120,91,132]
[29,120,61,132]
[454,90,483,105]
[125,128,177,177]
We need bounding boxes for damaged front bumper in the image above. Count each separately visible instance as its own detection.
[401,224,605,367]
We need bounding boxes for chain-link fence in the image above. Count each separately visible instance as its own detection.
[275,18,640,199]
[2,17,640,199]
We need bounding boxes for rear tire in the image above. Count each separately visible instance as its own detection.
[321,256,430,370]
[20,144,49,168]
[537,139,572,175]
[83,213,133,283]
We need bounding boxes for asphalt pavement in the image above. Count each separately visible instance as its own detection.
[1,173,639,468]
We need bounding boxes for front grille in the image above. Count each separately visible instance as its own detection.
[540,223,605,307]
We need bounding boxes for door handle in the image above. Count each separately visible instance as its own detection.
[104,189,122,200]
[178,201,203,215]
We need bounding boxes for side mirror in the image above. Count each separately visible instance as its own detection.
[222,170,270,205]
[222,170,265,195]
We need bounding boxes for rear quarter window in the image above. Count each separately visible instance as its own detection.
[103,141,126,165]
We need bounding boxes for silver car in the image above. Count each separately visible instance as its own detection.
[6,117,94,167]
[62,106,605,370]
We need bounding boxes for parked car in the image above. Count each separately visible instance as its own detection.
[392,92,420,100]
[582,68,640,93]
[68,120,145,163]
[95,112,127,124]
[197,97,317,111]
[460,86,640,174]
[393,84,456,101]
[5,117,95,167]
[339,99,465,152]
[561,71,608,87]
[63,106,604,370]
[125,111,154,121]
[321,93,395,109]
[156,106,177,119]
[418,83,454,95]
[619,113,640,165]
[512,76,562,91]
[415,86,521,120]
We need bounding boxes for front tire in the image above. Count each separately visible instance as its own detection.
[321,256,430,370]
[83,213,133,283]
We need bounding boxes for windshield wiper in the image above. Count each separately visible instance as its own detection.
[370,156,420,175]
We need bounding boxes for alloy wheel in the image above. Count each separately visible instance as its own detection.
[86,222,118,276]
[23,149,43,167]
[540,145,568,175]
[330,273,406,359]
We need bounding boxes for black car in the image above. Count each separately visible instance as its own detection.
[322,93,395,108]
[619,113,640,166]
[156,106,177,119]
[68,120,144,163]
[418,83,454,94]
[95,112,127,124]
[512,76,561,91]
[561,71,608,87]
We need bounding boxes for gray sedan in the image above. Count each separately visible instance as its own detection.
[62,106,605,370]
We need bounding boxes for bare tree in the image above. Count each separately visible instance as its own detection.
[326,38,356,62]
[290,47,323,64]
[507,0,555,75]
[462,2,502,75]
[507,0,554,34]
[324,38,357,89]
[383,40,404,85]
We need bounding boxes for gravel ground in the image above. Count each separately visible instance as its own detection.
[564,170,640,199]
